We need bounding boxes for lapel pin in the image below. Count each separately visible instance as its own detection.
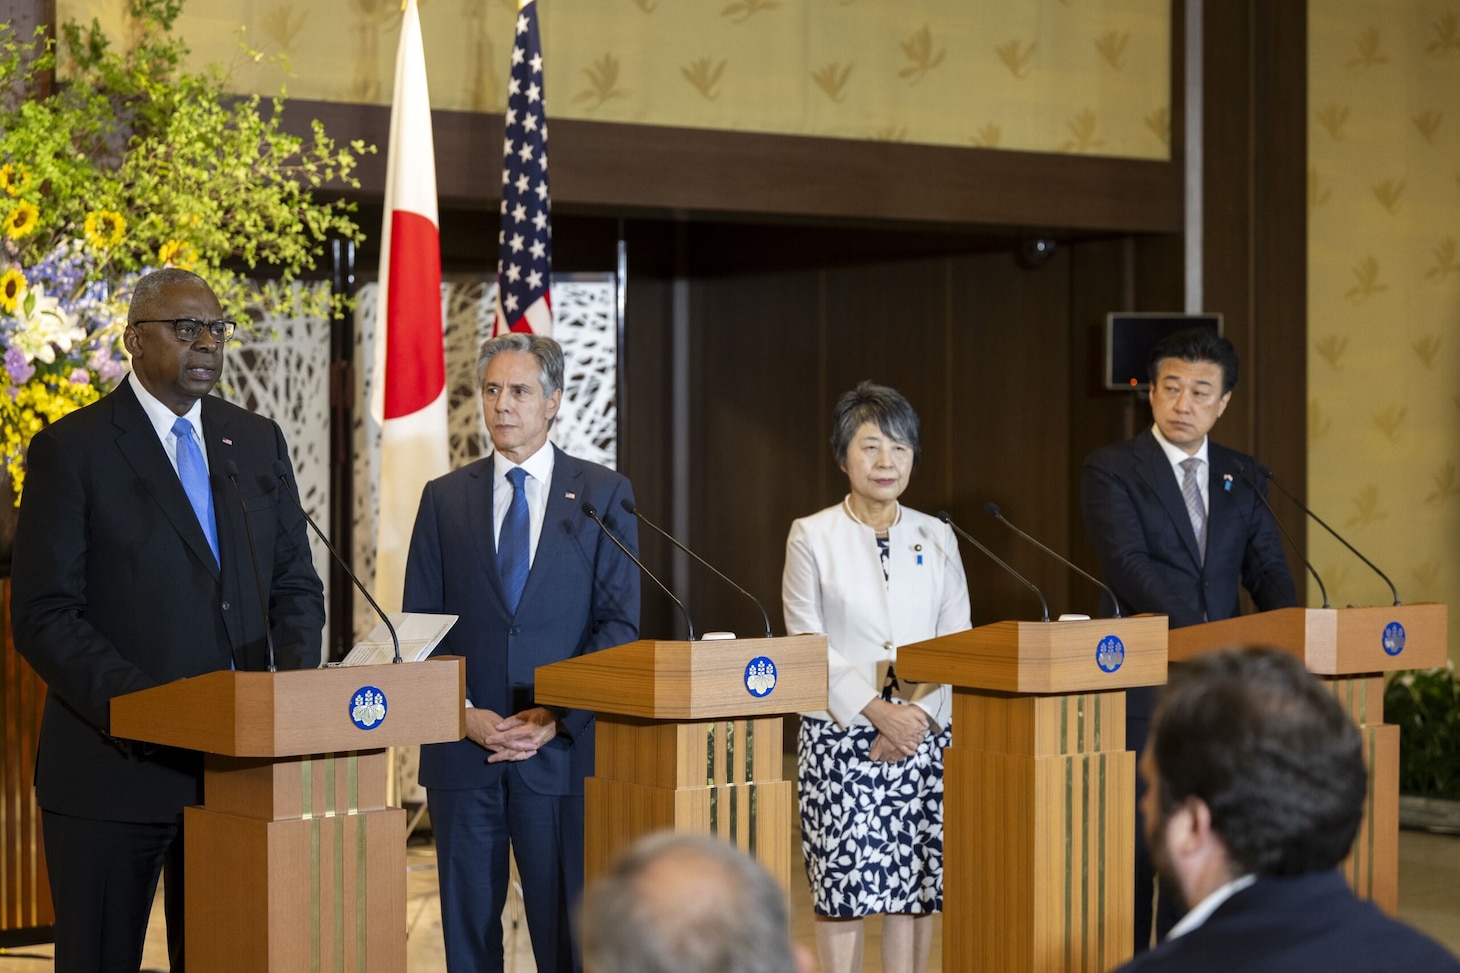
[1223,473,1233,492]
[221,438,233,446]
[565,491,576,499]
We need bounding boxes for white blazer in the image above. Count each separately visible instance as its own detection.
[782,503,971,729]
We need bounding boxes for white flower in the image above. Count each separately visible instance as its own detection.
[7,285,86,365]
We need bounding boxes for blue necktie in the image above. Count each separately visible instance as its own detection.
[173,417,219,566]
[499,466,530,613]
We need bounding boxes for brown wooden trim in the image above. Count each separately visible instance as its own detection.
[285,99,1182,234]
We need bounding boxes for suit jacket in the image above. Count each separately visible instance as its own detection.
[1115,871,1460,972]
[10,379,324,823]
[1082,429,1295,630]
[405,445,640,796]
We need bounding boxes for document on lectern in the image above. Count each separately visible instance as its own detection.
[339,613,459,666]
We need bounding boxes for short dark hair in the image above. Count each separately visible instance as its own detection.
[128,268,212,325]
[1146,327,1239,394]
[581,833,799,973]
[1150,647,1366,877]
[829,381,921,468]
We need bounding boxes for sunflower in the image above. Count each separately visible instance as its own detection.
[84,210,127,249]
[4,201,39,240]
[0,267,25,313]
[0,162,29,197]
[157,238,197,269]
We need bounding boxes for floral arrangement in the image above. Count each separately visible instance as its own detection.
[0,0,370,501]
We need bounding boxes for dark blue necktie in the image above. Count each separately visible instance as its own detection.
[173,417,219,566]
[499,466,530,613]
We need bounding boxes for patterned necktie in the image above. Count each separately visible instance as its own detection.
[172,417,219,566]
[499,466,530,613]
[1180,456,1207,564]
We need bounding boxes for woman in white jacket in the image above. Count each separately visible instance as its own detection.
[783,381,971,973]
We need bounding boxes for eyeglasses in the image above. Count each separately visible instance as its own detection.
[134,318,237,342]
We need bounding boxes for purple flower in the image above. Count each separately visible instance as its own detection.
[4,346,34,384]
[69,368,91,385]
[89,349,126,385]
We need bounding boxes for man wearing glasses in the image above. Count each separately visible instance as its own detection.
[11,267,324,972]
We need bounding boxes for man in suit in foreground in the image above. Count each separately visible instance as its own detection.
[10,267,325,972]
[1082,326,1296,949]
[404,332,640,973]
[1114,647,1459,972]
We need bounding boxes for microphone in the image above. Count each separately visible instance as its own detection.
[1258,464,1400,606]
[224,460,278,672]
[582,501,696,641]
[621,498,772,638]
[984,502,1122,617]
[1233,463,1330,609]
[936,511,1050,623]
[273,460,402,664]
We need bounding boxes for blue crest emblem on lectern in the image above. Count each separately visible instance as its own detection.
[745,657,777,697]
[1382,621,1406,657]
[1096,635,1125,673]
[350,686,387,729]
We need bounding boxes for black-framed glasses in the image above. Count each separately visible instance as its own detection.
[135,318,236,342]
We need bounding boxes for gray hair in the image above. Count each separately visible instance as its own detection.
[829,380,922,467]
[477,331,564,398]
[581,833,799,973]
[128,268,213,325]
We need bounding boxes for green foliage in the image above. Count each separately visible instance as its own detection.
[1385,666,1460,800]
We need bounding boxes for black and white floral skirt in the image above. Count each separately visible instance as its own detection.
[797,713,951,917]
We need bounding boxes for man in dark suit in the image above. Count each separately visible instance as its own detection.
[1114,647,1459,972]
[1082,327,1296,950]
[404,332,639,973]
[10,267,324,972]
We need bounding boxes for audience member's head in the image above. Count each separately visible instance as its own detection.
[1142,647,1367,911]
[581,832,812,973]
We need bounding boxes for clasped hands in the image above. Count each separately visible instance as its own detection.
[861,697,932,763]
[465,705,558,763]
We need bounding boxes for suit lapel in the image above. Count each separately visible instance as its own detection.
[518,445,584,609]
[1134,429,1204,570]
[112,381,221,580]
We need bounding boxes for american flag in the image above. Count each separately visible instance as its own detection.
[494,0,552,335]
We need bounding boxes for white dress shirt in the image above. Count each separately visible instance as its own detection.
[128,371,207,478]
[1152,422,1211,513]
[1166,873,1257,939]
[491,442,555,569]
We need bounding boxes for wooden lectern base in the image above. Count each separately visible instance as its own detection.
[1327,675,1400,912]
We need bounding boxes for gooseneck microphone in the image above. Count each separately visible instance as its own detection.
[936,511,1050,622]
[273,460,402,664]
[1234,463,1330,609]
[621,498,773,638]
[1259,464,1401,606]
[582,501,696,641]
[225,460,278,672]
[984,502,1122,617]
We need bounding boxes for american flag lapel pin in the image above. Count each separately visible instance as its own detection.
[566,491,576,500]
[222,438,233,446]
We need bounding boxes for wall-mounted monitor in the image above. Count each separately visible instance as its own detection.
[1104,312,1223,391]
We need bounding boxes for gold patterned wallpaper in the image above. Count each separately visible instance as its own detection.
[1308,1,1460,665]
[57,0,1171,159]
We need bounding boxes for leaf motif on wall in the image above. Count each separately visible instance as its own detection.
[969,123,1002,148]
[871,124,908,142]
[1095,31,1130,70]
[1428,11,1459,55]
[573,54,630,110]
[1145,106,1170,146]
[1309,398,1333,439]
[1347,26,1388,70]
[898,25,945,85]
[1425,461,1460,504]
[1425,237,1458,281]
[1412,559,1440,589]
[1060,108,1104,153]
[1413,334,1442,368]
[1346,484,1388,527]
[1371,178,1405,214]
[722,0,779,23]
[1344,256,1388,302]
[812,62,853,103]
[261,6,309,51]
[1308,167,1331,209]
[681,57,727,100]
[631,0,658,11]
[995,39,1037,79]
[1413,110,1443,143]
[1372,406,1406,443]
[1317,104,1349,141]
[1322,563,1354,605]
[1316,334,1348,369]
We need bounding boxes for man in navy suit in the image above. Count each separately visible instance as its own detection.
[1082,327,1296,950]
[11,268,324,972]
[404,332,639,973]
[1114,647,1458,972]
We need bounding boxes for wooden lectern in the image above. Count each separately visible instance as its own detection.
[111,658,465,973]
[534,636,827,891]
[898,615,1168,973]
[1168,602,1448,914]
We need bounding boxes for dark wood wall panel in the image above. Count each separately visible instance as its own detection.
[0,580,53,944]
